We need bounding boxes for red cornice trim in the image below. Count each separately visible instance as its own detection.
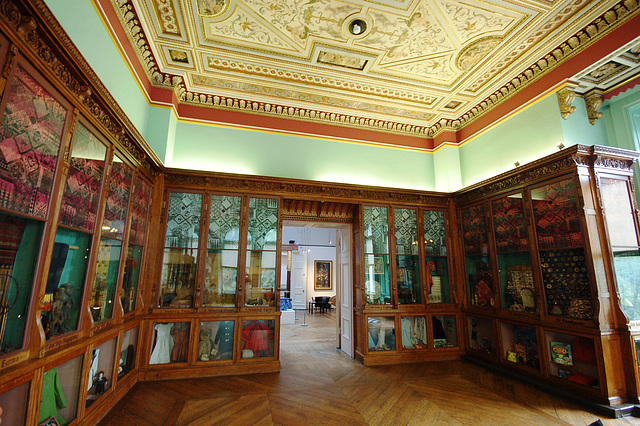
[604,75,640,100]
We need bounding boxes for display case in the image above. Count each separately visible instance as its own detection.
[400,315,427,349]
[467,316,496,356]
[499,322,539,370]
[86,337,116,409]
[160,192,201,309]
[244,198,279,307]
[490,194,535,313]
[456,145,639,408]
[367,316,396,351]
[530,178,593,320]
[461,204,495,308]
[363,205,391,305]
[38,355,83,425]
[423,210,451,304]
[149,322,191,364]
[432,315,458,348]
[394,208,421,305]
[118,327,138,380]
[204,195,242,308]
[198,320,234,361]
[0,379,30,425]
[240,319,275,359]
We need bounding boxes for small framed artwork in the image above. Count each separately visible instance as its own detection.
[314,260,332,290]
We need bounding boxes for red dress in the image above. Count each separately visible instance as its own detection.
[241,321,273,356]
[171,323,189,362]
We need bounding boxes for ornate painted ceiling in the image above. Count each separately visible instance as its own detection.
[98,0,640,147]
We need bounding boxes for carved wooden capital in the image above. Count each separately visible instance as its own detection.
[557,86,577,119]
[584,91,604,125]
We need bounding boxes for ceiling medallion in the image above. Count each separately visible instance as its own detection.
[197,0,229,18]
[343,14,372,39]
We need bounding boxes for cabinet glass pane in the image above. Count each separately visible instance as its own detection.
[245,250,276,306]
[165,192,202,249]
[500,322,539,370]
[101,156,133,240]
[0,212,42,354]
[612,249,640,321]
[597,177,637,248]
[364,254,390,304]
[401,316,427,349]
[461,205,495,307]
[531,179,583,250]
[544,331,599,388]
[0,380,29,425]
[540,248,593,320]
[364,206,390,305]
[118,327,138,380]
[86,338,116,409]
[39,355,83,425]
[0,65,67,218]
[241,319,274,358]
[149,322,190,364]
[395,208,421,305]
[433,315,457,348]
[199,320,234,361]
[160,248,197,308]
[368,316,395,351]
[205,195,241,307]
[129,176,152,247]
[468,316,495,355]
[59,123,106,232]
[121,245,142,314]
[245,197,278,307]
[397,255,420,304]
[424,210,450,304]
[91,237,122,323]
[247,198,278,251]
[42,228,91,340]
[364,205,389,254]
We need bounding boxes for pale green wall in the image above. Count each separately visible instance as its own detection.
[458,95,565,187]
[171,122,436,190]
[144,107,177,164]
[560,98,609,146]
[433,145,462,192]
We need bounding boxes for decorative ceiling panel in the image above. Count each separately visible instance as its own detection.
[103,0,640,142]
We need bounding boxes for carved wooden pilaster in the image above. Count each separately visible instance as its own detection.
[557,86,577,119]
[584,91,604,125]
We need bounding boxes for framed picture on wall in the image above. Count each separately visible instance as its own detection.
[314,260,332,290]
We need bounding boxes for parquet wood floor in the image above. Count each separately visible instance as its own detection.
[99,311,640,425]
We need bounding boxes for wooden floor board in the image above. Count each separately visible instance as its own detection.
[99,311,638,425]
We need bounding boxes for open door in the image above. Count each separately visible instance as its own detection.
[338,226,353,357]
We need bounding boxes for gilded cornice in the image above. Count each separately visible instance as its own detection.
[111,0,640,140]
[454,145,638,203]
[0,0,162,176]
[165,170,448,206]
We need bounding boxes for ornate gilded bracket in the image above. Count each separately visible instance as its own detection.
[584,91,604,125]
[557,86,577,119]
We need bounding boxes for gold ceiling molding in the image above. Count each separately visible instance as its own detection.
[281,199,355,223]
[111,0,639,141]
[0,0,161,176]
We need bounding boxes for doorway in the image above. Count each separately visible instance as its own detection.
[281,221,353,358]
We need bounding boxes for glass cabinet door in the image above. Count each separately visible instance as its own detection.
[91,155,133,323]
[394,208,421,304]
[364,206,391,305]
[245,198,278,307]
[531,179,593,320]
[461,204,495,307]
[599,177,640,322]
[160,192,202,308]
[205,195,242,307]
[423,209,450,304]
[122,177,152,314]
[491,194,534,313]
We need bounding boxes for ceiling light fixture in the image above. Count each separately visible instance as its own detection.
[348,19,367,36]
[556,142,565,150]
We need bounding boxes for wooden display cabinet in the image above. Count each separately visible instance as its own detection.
[455,145,639,410]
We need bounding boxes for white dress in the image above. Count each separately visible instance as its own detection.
[149,323,174,364]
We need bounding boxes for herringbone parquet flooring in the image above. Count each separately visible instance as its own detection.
[99,311,640,425]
